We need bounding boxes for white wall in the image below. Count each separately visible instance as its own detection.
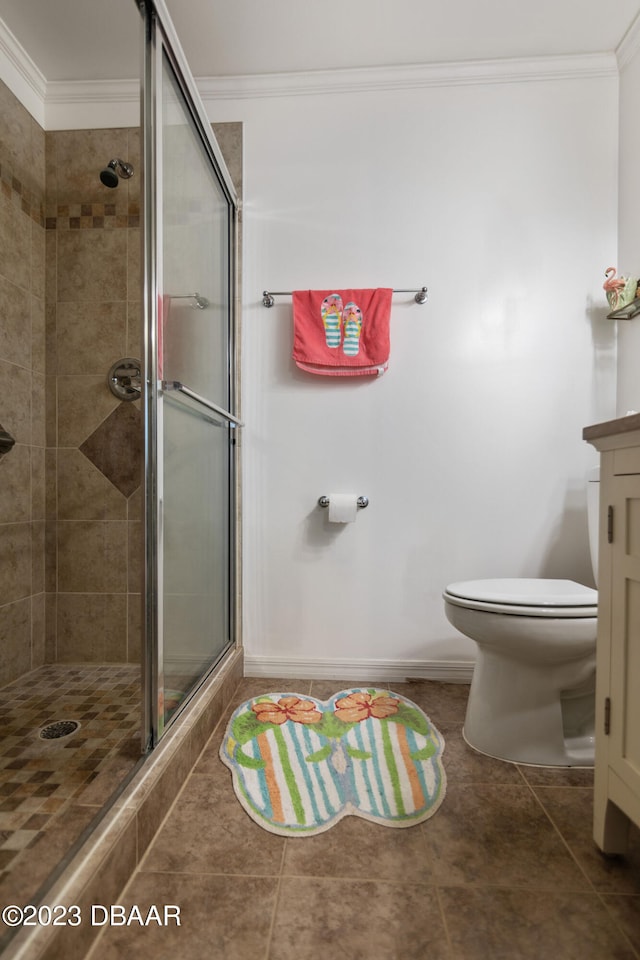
[617,45,640,414]
[1,33,622,681]
[209,64,619,680]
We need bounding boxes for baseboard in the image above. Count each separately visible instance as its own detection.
[243,655,474,684]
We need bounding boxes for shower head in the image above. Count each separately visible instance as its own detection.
[99,158,134,188]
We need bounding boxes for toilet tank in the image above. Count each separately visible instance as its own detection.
[587,466,600,584]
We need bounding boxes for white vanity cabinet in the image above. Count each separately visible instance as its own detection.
[584,414,640,854]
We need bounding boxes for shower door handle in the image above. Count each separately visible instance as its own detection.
[161,380,243,427]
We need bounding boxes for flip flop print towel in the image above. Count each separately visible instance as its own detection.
[220,689,446,836]
[292,289,392,376]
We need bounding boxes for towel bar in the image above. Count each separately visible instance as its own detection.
[262,287,427,308]
[318,496,369,509]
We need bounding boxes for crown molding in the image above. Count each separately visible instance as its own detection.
[0,16,46,125]
[0,13,620,130]
[196,52,618,102]
[46,78,139,104]
[44,78,140,129]
[617,11,640,70]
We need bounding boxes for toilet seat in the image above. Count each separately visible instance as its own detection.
[444,578,598,618]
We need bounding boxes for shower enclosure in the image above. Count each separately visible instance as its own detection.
[142,0,241,745]
[0,0,240,927]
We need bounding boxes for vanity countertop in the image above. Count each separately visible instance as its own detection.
[583,413,640,442]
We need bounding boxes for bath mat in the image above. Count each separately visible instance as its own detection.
[219,688,446,836]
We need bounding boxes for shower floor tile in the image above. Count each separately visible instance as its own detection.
[0,663,140,902]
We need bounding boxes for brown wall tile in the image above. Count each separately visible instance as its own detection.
[0,597,31,686]
[127,593,141,663]
[57,520,127,593]
[0,359,32,444]
[32,220,46,299]
[31,444,45,521]
[31,294,46,374]
[32,520,45,594]
[48,128,132,206]
[0,443,31,523]
[57,229,127,302]
[57,449,126,521]
[126,302,142,361]
[57,376,118,447]
[212,122,243,198]
[56,301,126,376]
[0,275,31,367]
[31,591,45,668]
[0,521,32,602]
[56,593,127,662]
[0,190,31,291]
[32,371,46,447]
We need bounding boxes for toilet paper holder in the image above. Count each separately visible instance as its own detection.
[318,495,369,509]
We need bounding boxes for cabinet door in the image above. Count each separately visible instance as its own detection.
[608,473,640,821]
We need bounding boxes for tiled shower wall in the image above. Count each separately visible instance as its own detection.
[0,81,47,688]
[0,75,243,687]
[45,125,143,664]
[0,81,144,675]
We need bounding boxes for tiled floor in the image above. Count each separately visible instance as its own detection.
[0,664,141,909]
[83,677,640,960]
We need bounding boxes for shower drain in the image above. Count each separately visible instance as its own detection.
[38,720,81,741]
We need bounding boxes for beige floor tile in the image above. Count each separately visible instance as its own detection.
[191,722,229,777]
[439,886,636,960]
[282,814,435,884]
[601,894,640,954]
[89,872,277,960]
[140,772,285,877]
[270,876,452,960]
[533,786,640,895]
[438,720,526,784]
[15,676,640,959]
[426,781,590,889]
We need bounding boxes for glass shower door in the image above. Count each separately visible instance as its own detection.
[143,3,240,744]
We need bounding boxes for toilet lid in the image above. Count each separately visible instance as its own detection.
[445,578,597,608]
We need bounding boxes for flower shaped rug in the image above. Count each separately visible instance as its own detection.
[219,688,446,836]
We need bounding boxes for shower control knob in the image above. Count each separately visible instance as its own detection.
[108,358,142,401]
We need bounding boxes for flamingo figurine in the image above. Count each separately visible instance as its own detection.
[603,267,638,311]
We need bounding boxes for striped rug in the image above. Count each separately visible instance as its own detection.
[220,688,446,835]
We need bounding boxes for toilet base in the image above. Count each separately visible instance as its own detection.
[462,727,595,767]
[463,647,595,767]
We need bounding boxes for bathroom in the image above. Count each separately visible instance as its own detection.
[1,0,640,956]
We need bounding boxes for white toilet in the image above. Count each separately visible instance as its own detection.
[443,468,600,766]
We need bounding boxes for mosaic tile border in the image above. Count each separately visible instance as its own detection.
[0,161,44,227]
[1,159,139,229]
[46,203,140,230]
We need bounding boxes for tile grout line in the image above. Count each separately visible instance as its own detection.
[522,777,640,956]
[597,893,640,960]
[522,777,600,891]
[418,814,455,957]
[262,840,288,960]
[433,884,455,958]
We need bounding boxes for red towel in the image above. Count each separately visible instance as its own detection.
[292,288,392,377]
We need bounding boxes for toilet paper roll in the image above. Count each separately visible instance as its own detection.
[328,494,358,523]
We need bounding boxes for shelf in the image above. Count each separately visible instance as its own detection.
[607,297,640,320]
